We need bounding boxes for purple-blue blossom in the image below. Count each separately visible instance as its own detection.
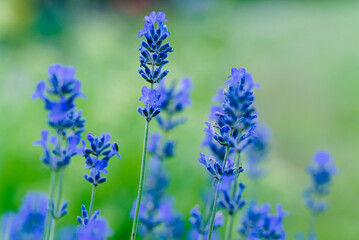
[198,153,241,180]
[82,133,121,186]
[33,130,81,170]
[0,192,48,240]
[32,64,85,130]
[303,150,337,214]
[188,206,224,240]
[307,150,337,195]
[156,78,193,131]
[138,11,172,84]
[238,201,288,240]
[137,86,162,121]
[207,67,259,154]
[244,124,271,179]
[218,177,246,215]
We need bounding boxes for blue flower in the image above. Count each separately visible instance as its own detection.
[156,78,193,131]
[76,219,112,240]
[0,191,48,240]
[137,86,162,121]
[218,178,246,215]
[238,201,288,240]
[207,67,259,153]
[244,124,271,179]
[198,153,239,180]
[32,64,85,130]
[82,133,121,186]
[138,11,173,84]
[188,206,224,240]
[147,133,175,159]
[33,130,81,170]
[302,150,337,214]
[307,150,337,195]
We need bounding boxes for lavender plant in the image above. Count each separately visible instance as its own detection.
[296,150,337,240]
[131,77,192,239]
[32,64,85,240]
[131,11,173,240]
[75,132,120,239]
[198,67,258,239]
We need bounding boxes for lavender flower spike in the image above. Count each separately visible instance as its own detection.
[132,11,173,240]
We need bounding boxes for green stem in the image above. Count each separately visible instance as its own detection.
[131,120,150,240]
[224,152,241,240]
[49,168,64,240]
[207,145,230,240]
[308,212,316,238]
[44,170,57,240]
[89,185,97,216]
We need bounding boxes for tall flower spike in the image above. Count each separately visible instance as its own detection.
[297,150,337,240]
[138,11,173,84]
[132,11,174,240]
[32,64,86,240]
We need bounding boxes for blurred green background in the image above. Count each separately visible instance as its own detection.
[0,0,358,239]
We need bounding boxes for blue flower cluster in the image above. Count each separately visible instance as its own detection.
[208,67,259,152]
[156,78,193,131]
[188,206,224,240]
[244,124,271,179]
[0,192,48,239]
[218,177,246,215]
[82,133,121,186]
[76,205,112,240]
[34,130,81,170]
[138,11,172,84]
[32,64,85,133]
[303,150,337,214]
[238,201,289,240]
[198,153,240,181]
[137,86,162,121]
[33,64,85,170]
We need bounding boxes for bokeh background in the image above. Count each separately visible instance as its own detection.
[1,0,358,239]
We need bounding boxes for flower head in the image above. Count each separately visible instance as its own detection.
[218,179,246,215]
[303,150,337,214]
[33,130,81,170]
[188,206,224,240]
[238,201,288,240]
[198,153,241,181]
[307,150,337,194]
[207,67,259,153]
[156,78,193,131]
[138,11,173,84]
[82,133,121,186]
[137,86,162,121]
[32,64,85,130]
